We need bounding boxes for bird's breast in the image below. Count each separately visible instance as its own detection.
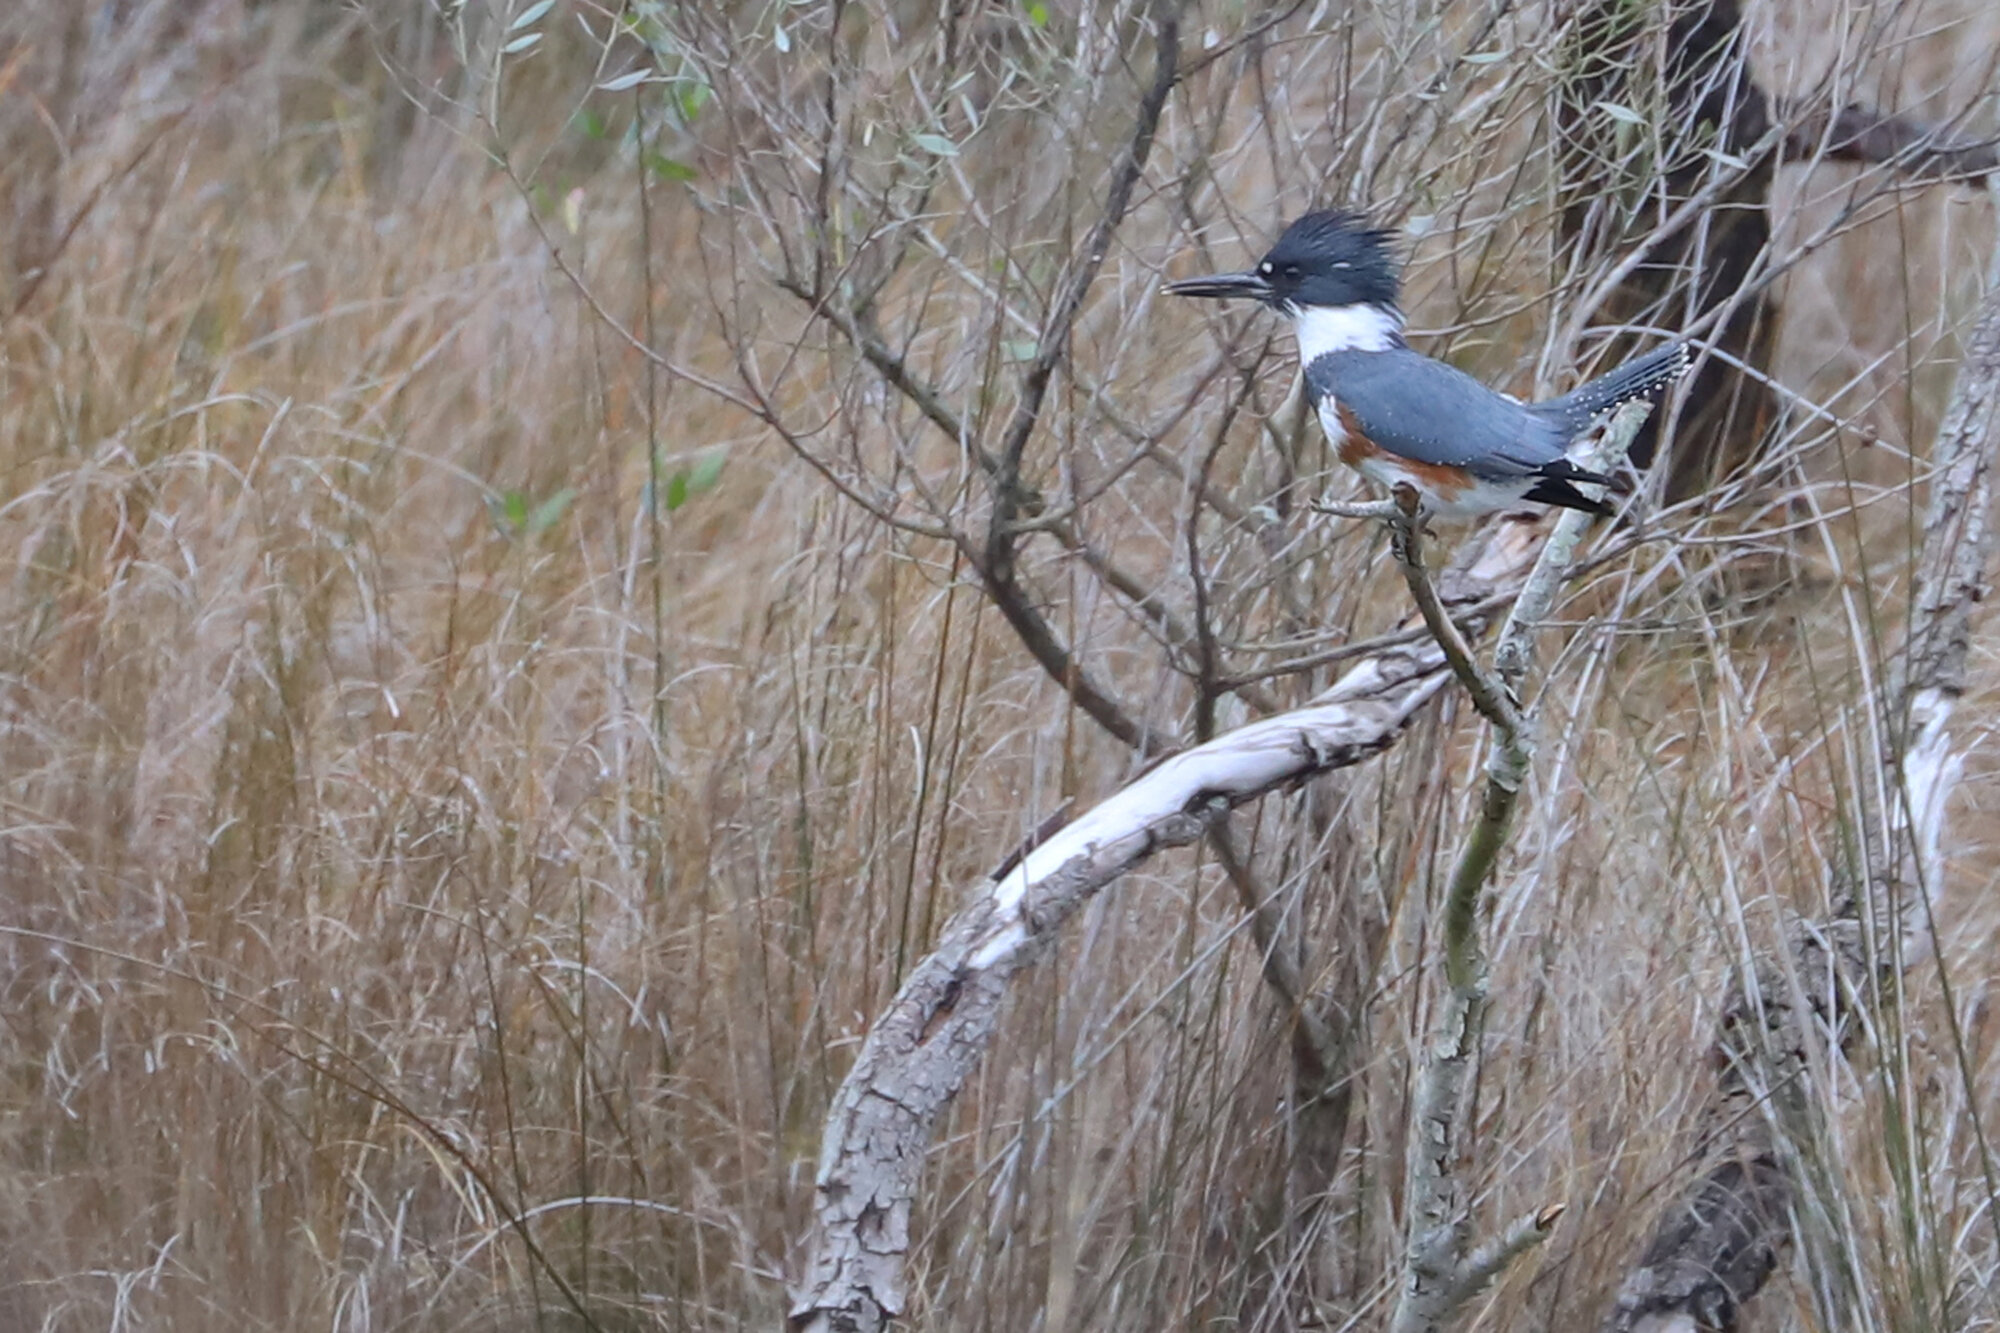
[1318,396,1460,494]
[1315,394,1530,517]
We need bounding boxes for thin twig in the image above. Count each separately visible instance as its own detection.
[1387,487,1524,738]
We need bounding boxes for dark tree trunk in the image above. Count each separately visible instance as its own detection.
[1557,0,1780,501]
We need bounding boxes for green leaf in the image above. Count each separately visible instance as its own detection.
[1025,0,1049,25]
[502,31,543,54]
[773,21,790,52]
[1594,100,1646,127]
[688,450,727,493]
[676,81,711,124]
[1002,338,1039,363]
[664,471,690,512]
[575,108,608,139]
[1462,49,1506,64]
[599,69,651,93]
[527,488,577,536]
[911,131,959,157]
[503,490,529,531]
[643,151,697,182]
[510,0,555,31]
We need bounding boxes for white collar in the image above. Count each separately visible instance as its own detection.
[1289,302,1403,361]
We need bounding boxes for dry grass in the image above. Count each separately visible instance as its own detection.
[2,1,2000,1329]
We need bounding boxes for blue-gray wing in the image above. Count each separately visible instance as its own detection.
[1305,349,1569,480]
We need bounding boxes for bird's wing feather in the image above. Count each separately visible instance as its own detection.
[1305,349,1567,478]
[1529,341,1689,436]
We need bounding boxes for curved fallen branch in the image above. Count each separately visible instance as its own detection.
[788,513,1564,1331]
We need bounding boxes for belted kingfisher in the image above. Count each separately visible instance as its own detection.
[1167,210,1690,517]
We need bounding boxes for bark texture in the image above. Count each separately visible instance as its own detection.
[790,515,1567,1332]
[1559,0,1779,499]
[1558,0,1997,502]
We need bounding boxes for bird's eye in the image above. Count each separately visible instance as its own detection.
[1284,264,1301,277]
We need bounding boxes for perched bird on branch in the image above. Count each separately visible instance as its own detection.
[1167,210,1690,517]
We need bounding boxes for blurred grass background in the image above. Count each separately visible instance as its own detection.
[2,1,1998,1329]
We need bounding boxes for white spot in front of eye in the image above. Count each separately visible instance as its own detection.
[1260,260,1274,275]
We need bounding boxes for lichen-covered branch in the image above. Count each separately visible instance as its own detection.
[1390,402,1653,1333]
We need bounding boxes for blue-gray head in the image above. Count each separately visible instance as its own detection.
[1166,210,1400,315]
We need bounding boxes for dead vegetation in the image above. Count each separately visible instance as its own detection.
[2,1,2000,1329]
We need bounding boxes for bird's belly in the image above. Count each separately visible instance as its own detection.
[1317,398,1529,516]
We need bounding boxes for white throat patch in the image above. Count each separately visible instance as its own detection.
[1290,302,1403,362]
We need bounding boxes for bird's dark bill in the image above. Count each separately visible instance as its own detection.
[1163,270,1273,301]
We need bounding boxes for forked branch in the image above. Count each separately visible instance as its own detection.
[789,500,1581,1332]
[1391,401,1653,1333]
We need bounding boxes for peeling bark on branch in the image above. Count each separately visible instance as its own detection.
[789,517,1567,1332]
[1600,238,2000,1333]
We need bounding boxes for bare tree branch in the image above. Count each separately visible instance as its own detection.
[1390,402,1652,1333]
[989,4,1179,483]
[1788,101,2000,188]
[971,3,1182,754]
[1389,488,1526,742]
[789,509,1571,1332]
[759,8,1189,759]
